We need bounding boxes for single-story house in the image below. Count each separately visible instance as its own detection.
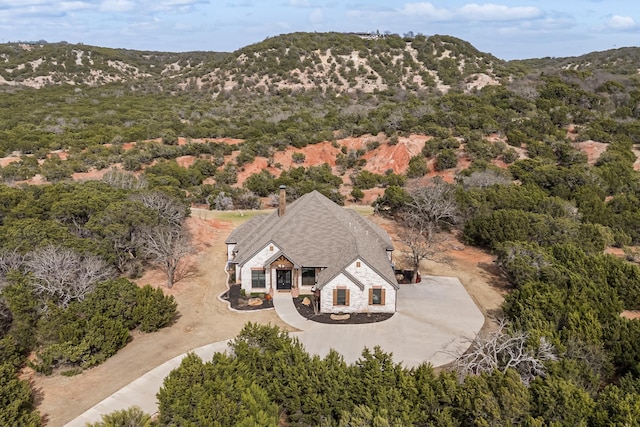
[225,187,399,313]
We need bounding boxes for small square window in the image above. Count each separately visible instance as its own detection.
[269,245,274,252]
[356,261,361,268]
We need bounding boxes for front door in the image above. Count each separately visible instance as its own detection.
[276,269,292,290]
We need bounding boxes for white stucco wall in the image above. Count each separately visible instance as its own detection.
[239,242,281,293]
[320,259,396,313]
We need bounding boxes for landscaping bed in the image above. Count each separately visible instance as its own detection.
[293,296,394,324]
[222,284,273,310]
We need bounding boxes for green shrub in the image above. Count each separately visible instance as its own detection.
[435,149,458,171]
[0,363,41,426]
[407,155,429,178]
[87,406,153,427]
[134,285,177,333]
[292,152,306,164]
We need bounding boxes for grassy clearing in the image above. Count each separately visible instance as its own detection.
[191,205,374,223]
[346,204,374,216]
[190,207,272,225]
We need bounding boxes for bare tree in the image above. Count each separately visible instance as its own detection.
[137,225,193,288]
[0,247,26,289]
[398,225,446,283]
[452,319,557,385]
[132,191,186,227]
[459,170,512,189]
[401,179,460,281]
[102,169,148,190]
[25,245,116,307]
[405,179,460,236]
[212,191,234,211]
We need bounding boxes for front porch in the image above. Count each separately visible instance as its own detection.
[236,252,320,298]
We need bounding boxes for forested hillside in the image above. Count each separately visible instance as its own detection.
[2,32,640,425]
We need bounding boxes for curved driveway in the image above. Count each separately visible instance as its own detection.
[66,275,483,426]
[275,276,484,367]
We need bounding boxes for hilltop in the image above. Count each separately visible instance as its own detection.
[1,33,637,94]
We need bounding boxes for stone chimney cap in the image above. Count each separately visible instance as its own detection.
[279,185,286,189]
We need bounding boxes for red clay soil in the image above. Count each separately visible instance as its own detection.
[71,168,112,181]
[226,133,431,188]
[574,140,608,165]
[175,155,197,168]
[362,135,429,175]
[236,157,271,184]
[0,128,632,205]
[0,156,21,167]
[621,311,640,320]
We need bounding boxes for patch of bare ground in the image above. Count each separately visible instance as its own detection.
[621,311,640,320]
[574,140,608,165]
[31,211,290,427]
[225,133,432,190]
[71,168,112,181]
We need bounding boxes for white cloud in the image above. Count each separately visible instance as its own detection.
[309,7,322,24]
[399,3,451,20]
[289,0,310,7]
[458,3,542,21]
[605,15,637,31]
[397,3,543,22]
[100,0,135,12]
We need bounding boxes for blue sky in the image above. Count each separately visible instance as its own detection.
[0,1,637,59]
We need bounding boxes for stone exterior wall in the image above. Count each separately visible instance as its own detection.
[320,273,364,314]
[320,258,396,313]
[238,242,281,293]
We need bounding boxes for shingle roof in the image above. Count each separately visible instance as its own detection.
[225,214,269,244]
[229,190,398,289]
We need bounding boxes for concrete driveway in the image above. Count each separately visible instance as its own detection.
[66,275,483,426]
[275,275,484,367]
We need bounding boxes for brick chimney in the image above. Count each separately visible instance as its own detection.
[278,185,286,217]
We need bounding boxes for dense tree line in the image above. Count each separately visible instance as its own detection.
[150,323,640,426]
